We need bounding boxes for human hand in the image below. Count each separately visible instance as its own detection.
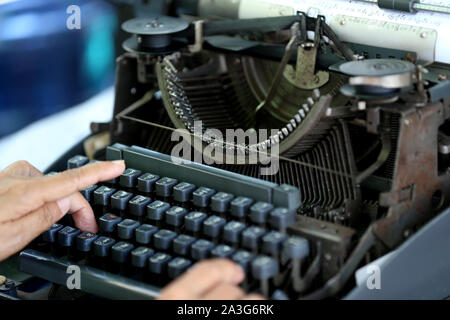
[0,160,125,261]
[159,259,264,300]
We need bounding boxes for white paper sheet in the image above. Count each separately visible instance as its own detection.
[248,0,450,63]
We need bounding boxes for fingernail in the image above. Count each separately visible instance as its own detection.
[112,160,125,166]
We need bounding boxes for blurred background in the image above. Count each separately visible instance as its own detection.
[0,0,167,170]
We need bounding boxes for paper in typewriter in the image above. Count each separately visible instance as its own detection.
[250,0,450,64]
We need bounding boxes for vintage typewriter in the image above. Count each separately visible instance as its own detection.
[2,0,450,300]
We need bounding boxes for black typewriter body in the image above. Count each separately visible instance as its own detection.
[2,1,450,300]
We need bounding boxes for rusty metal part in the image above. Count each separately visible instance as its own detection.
[289,215,356,281]
[374,102,450,248]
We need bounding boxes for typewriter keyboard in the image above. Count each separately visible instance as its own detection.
[20,145,310,300]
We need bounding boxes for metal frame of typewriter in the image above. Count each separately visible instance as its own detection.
[2,9,450,300]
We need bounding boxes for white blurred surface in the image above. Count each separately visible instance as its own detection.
[0,87,115,171]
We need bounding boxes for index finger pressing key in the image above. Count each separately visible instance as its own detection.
[27,161,126,208]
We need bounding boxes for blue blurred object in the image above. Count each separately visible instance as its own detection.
[0,0,117,138]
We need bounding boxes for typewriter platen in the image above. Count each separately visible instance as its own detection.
[5,0,450,300]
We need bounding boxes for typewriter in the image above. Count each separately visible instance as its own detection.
[2,0,450,300]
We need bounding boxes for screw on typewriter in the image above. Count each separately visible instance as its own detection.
[338,58,417,105]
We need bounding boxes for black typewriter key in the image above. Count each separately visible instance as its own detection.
[165,206,188,228]
[76,231,98,253]
[261,231,287,256]
[67,155,88,169]
[147,200,170,225]
[120,168,142,188]
[210,244,235,258]
[93,236,115,257]
[131,247,155,268]
[192,187,215,208]
[173,234,196,256]
[223,221,246,245]
[168,257,192,279]
[173,182,196,203]
[203,215,226,239]
[111,190,133,212]
[269,207,296,232]
[153,229,177,251]
[242,226,266,252]
[42,224,63,243]
[251,256,279,297]
[117,219,140,240]
[129,195,152,217]
[184,211,207,233]
[137,173,159,193]
[58,226,81,247]
[111,242,134,266]
[42,224,63,254]
[249,202,274,224]
[135,224,158,245]
[190,239,215,261]
[99,213,122,233]
[148,252,172,278]
[93,186,116,206]
[232,250,254,273]
[210,192,234,213]
[282,236,309,260]
[80,185,97,202]
[155,177,178,197]
[230,197,253,218]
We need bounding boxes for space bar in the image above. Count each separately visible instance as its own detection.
[19,249,161,300]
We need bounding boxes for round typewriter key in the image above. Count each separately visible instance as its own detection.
[223,221,246,244]
[232,250,254,273]
[249,202,274,224]
[184,211,208,233]
[165,206,188,227]
[192,187,215,208]
[120,168,142,188]
[210,244,235,258]
[67,155,88,169]
[282,236,309,260]
[93,236,116,257]
[137,173,160,193]
[131,247,155,268]
[261,231,287,256]
[129,195,152,217]
[230,197,253,218]
[153,229,177,251]
[241,226,266,251]
[111,242,135,263]
[173,234,196,256]
[168,257,192,278]
[155,177,178,197]
[42,224,63,243]
[148,252,172,274]
[210,192,234,213]
[76,232,99,252]
[190,239,215,261]
[147,200,170,221]
[173,182,196,202]
[135,224,158,245]
[58,226,81,247]
[99,213,122,233]
[117,219,140,240]
[202,215,226,238]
